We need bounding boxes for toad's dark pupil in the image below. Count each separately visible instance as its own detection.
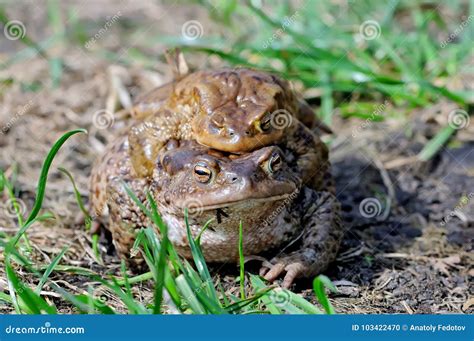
[261,118,271,130]
[268,153,281,173]
[195,169,209,176]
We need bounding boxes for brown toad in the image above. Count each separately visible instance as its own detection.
[90,136,342,288]
[127,60,330,178]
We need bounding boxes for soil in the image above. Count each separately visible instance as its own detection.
[0,1,472,314]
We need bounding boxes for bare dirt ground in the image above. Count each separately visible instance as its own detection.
[0,1,473,314]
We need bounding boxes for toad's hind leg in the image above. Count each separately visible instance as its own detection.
[260,188,343,288]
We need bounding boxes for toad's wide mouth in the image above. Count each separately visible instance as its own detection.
[195,127,285,153]
[200,193,292,211]
[175,192,295,213]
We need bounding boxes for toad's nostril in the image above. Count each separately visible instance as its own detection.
[227,174,238,183]
[245,130,250,136]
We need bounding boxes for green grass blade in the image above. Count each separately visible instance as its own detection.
[418,125,456,161]
[238,220,245,300]
[249,275,281,314]
[5,258,57,314]
[0,172,24,225]
[103,277,149,314]
[7,213,54,249]
[123,183,152,218]
[73,175,101,249]
[35,246,68,294]
[57,167,90,219]
[313,275,337,314]
[184,209,219,303]
[146,193,169,314]
[24,129,87,226]
[175,274,206,314]
[120,261,133,297]
[225,287,274,313]
[74,294,116,314]
[115,271,154,285]
[251,275,322,314]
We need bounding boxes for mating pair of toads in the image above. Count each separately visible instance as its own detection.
[90,56,343,288]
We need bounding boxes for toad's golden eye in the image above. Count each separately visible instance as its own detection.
[193,162,213,183]
[268,152,282,173]
[259,114,272,132]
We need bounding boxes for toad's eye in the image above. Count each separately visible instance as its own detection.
[193,162,213,183]
[267,152,282,173]
[259,114,272,132]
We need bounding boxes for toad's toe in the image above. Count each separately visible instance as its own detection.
[281,262,305,288]
[262,262,286,282]
[260,255,310,288]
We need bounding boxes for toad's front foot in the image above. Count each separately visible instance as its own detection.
[260,190,343,288]
[259,251,314,289]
